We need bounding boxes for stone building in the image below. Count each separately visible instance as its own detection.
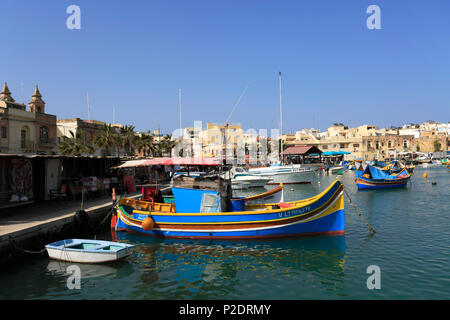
[0,83,57,155]
[362,134,416,160]
[414,131,449,153]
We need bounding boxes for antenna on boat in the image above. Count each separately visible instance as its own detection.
[225,83,249,125]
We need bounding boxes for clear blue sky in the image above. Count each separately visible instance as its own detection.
[1,0,449,134]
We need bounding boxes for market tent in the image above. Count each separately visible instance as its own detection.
[112,159,157,169]
[113,157,220,168]
[159,157,221,166]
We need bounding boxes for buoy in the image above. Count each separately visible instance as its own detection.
[423,173,428,179]
[431,182,437,185]
[142,216,154,231]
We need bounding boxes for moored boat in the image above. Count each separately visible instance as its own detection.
[355,165,411,190]
[45,239,135,263]
[222,167,272,189]
[248,164,315,184]
[112,178,345,240]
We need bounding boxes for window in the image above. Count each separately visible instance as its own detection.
[388,141,392,148]
[21,129,26,148]
[40,126,49,144]
[403,140,408,148]
[1,126,6,138]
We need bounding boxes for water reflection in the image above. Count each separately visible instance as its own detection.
[46,260,134,280]
[116,233,347,299]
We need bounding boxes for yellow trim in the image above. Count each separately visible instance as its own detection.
[128,179,340,217]
[117,191,344,226]
[117,181,343,226]
[244,184,283,201]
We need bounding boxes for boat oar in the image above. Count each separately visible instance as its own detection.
[343,186,377,234]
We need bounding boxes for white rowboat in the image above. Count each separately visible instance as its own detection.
[45,239,135,263]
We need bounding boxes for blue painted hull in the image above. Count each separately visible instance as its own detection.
[116,209,345,239]
[114,180,345,240]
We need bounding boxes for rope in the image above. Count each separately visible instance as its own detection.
[9,237,47,254]
[343,186,377,234]
[92,206,114,235]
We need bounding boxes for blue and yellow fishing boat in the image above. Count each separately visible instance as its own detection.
[355,165,411,190]
[112,175,345,240]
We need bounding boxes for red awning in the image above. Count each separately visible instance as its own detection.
[114,157,220,168]
[282,145,322,155]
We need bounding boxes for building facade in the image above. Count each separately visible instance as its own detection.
[0,83,57,155]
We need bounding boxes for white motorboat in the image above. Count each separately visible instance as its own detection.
[222,167,272,189]
[326,166,345,174]
[247,164,315,184]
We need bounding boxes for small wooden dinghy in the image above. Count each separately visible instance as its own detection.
[45,239,135,263]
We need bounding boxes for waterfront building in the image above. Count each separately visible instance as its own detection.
[0,83,57,155]
[57,118,127,156]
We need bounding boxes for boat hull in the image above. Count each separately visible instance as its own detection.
[244,184,283,205]
[114,181,345,240]
[356,176,410,190]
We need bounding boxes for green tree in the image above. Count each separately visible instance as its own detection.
[94,124,122,157]
[59,129,94,156]
[120,125,136,156]
[433,140,441,152]
[135,132,155,157]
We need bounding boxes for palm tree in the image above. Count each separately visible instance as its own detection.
[159,134,176,156]
[94,124,122,157]
[59,129,94,156]
[139,133,155,157]
[120,125,136,156]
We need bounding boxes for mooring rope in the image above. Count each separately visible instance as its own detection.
[92,206,115,235]
[9,237,47,254]
[343,186,377,234]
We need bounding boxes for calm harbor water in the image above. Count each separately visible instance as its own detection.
[0,166,449,299]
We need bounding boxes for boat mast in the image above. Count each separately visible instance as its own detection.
[279,72,282,137]
[279,72,283,164]
[179,88,182,140]
[87,92,91,121]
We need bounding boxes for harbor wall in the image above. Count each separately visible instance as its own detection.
[0,203,114,265]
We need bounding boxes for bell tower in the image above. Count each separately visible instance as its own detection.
[0,82,15,102]
[29,85,45,113]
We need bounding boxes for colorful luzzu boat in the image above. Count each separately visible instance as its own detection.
[355,165,411,190]
[112,176,345,240]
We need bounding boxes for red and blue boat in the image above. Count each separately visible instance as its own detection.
[112,175,345,240]
[355,165,411,190]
